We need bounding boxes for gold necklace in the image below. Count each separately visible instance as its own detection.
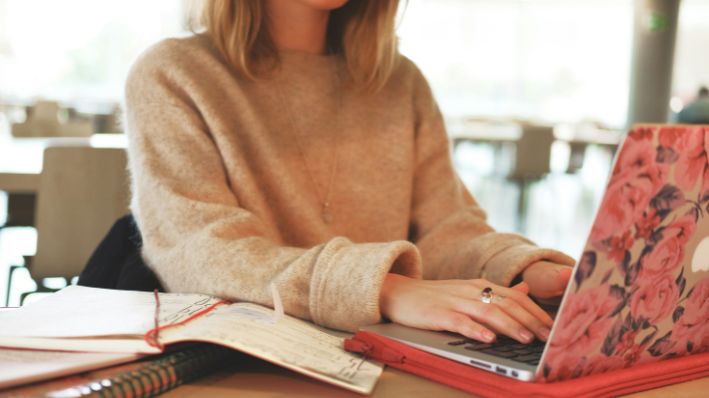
[274,61,342,225]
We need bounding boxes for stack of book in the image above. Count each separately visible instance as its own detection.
[0,286,384,397]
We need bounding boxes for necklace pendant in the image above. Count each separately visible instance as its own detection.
[322,203,333,224]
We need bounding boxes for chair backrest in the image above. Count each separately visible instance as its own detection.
[508,123,555,180]
[31,146,129,280]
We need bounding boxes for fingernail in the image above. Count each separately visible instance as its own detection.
[558,267,573,278]
[482,330,496,342]
[540,328,550,340]
[519,329,533,342]
[512,282,529,293]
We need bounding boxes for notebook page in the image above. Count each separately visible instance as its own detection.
[0,286,222,353]
[0,348,140,389]
[159,303,383,395]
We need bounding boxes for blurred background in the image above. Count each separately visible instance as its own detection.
[1,0,708,305]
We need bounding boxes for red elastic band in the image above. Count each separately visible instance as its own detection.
[144,290,229,349]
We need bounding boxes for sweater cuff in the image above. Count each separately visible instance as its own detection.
[309,237,422,332]
[482,243,576,287]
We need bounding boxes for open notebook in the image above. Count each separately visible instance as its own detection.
[0,286,382,394]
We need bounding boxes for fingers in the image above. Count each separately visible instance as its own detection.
[452,281,552,342]
[495,296,551,341]
[467,280,553,327]
[558,266,573,286]
[556,253,577,267]
[497,283,554,327]
[452,298,538,344]
[523,262,573,298]
[432,279,553,329]
[511,281,530,294]
[381,277,557,345]
[439,313,496,343]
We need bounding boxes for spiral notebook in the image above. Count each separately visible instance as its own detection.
[0,286,383,394]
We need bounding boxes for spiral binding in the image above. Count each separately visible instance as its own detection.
[49,344,237,398]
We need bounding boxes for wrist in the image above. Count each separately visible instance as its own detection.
[379,273,409,320]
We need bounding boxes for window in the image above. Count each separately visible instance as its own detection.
[0,0,187,108]
[397,0,633,128]
[2,0,705,122]
[672,0,709,109]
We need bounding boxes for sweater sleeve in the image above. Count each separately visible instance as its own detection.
[123,43,421,332]
[406,65,574,286]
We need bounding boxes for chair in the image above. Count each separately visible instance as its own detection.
[5,146,129,305]
[507,123,555,233]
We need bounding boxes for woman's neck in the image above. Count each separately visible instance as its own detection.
[265,1,331,55]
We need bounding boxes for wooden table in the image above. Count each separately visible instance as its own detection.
[0,173,39,194]
[162,355,709,398]
[447,119,522,147]
[447,118,624,148]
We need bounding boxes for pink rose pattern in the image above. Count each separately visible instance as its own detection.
[589,134,667,246]
[543,284,624,380]
[630,273,678,324]
[543,126,709,382]
[668,278,709,355]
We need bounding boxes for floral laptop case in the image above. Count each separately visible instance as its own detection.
[541,124,709,381]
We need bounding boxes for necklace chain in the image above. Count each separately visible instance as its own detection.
[274,62,342,224]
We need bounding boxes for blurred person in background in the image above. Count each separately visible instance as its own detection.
[677,86,709,124]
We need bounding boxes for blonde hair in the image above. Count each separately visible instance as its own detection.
[196,0,401,91]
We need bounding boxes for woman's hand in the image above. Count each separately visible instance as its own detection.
[379,274,553,344]
[522,261,575,305]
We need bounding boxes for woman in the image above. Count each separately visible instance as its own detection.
[124,0,575,344]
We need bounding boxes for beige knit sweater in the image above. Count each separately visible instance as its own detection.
[124,34,572,332]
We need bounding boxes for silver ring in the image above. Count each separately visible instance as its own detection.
[481,287,493,304]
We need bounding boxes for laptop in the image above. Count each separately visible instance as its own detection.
[361,124,709,382]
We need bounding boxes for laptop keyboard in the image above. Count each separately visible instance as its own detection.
[447,335,545,365]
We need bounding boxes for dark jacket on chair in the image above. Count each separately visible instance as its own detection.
[78,214,163,292]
